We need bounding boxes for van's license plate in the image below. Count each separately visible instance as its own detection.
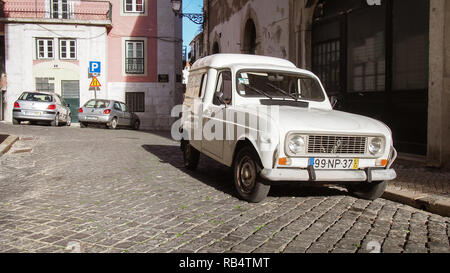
[309,158,359,170]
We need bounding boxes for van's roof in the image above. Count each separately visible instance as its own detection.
[191,54,297,71]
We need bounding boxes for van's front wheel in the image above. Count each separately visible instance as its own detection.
[233,147,270,203]
[346,181,387,201]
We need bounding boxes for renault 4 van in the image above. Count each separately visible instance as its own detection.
[180,54,397,203]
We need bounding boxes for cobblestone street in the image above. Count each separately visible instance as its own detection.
[0,123,449,253]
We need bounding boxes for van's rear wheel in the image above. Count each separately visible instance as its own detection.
[12,119,19,125]
[346,181,387,201]
[182,141,200,170]
[233,147,270,203]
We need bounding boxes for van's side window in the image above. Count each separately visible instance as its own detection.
[199,73,208,99]
[214,71,232,106]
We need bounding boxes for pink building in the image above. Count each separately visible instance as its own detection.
[0,0,182,130]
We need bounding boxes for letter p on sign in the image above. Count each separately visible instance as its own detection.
[89,61,101,74]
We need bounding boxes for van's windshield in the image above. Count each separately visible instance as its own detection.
[236,71,325,102]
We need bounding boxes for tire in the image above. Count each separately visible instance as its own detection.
[51,114,60,127]
[346,181,387,201]
[108,118,118,130]
[233,146,271,203]
[133,120,140,130]
[182,141,200,170]
[66,114,72,126]
[12,119,19,125]
[80,122,87,128]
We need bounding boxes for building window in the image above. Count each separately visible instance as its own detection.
[36,39,54,59]
[36,77,55,92]
[59,39,76,60]
[347,6,386,93]
[124,0,144,13]
[51,0,70,19]
[125,40,144,74]
[126,92,145,112]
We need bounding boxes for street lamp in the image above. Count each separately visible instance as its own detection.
[170,0,204,25]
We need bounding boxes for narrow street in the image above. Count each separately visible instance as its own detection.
[0,123,449,253]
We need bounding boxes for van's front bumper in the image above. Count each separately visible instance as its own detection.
[260,168,397,183]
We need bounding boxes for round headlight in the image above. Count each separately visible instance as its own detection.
[289,136,306,154]
[369,137,383,155]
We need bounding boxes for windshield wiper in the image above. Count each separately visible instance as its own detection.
[244,85,273,100]
[266,83,298,101]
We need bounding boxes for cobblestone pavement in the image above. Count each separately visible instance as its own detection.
[389,158,450,196]
[0,123,449,253]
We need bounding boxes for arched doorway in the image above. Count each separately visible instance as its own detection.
[242,19,257,54]
[311,0,430,155]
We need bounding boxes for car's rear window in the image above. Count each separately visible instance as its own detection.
[84,100,110,109]
[19,92,53,102]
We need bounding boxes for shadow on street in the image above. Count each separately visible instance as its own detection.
[142,144,349,200]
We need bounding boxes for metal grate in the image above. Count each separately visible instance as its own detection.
[308,135,367,155]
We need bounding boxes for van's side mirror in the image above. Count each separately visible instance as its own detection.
[330,96,338,108]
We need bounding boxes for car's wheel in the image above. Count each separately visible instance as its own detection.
[12,119,19,125]
[108,118,118,130]
[182,141,200,170]
[80,122,87,128]
[51,114,59,127]
[133,120,140,130]
[346,181,387,201]
[66,114,72,126]
[233,146,271,203]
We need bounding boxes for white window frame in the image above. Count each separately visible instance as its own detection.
[124,0,145,13]
[36,38,54,60]
[121,0,148,16]
[50,0,73,19]
[123,38,147,76]
[59,39,77,60]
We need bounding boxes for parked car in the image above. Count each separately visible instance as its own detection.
[13,91,72,126]
[78,99,140,130]
[179,54,397,203]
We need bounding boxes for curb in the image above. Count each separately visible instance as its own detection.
[0,135,19,156]
[383,188,450,217]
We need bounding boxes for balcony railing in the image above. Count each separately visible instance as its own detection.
[125,58,144,74]
[0,0,111,22]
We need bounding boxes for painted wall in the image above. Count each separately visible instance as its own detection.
[107,0,183,130]
[3,23,108,122]
[107,0,158,83]
[206,0,290,59]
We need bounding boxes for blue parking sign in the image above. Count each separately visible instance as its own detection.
[89,61,101,74]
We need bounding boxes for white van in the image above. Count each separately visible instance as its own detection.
[180,54,397,203]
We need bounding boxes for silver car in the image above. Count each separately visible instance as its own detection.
[13,91,72,126]
[78,99,140,130]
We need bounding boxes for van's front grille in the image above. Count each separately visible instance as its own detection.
[307,135,367,155]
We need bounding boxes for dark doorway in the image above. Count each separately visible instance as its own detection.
[61,80,80,123]
[212,42,220,54]
[312,0,429,155]
[243,19,257,54]
[0,35,5,121]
